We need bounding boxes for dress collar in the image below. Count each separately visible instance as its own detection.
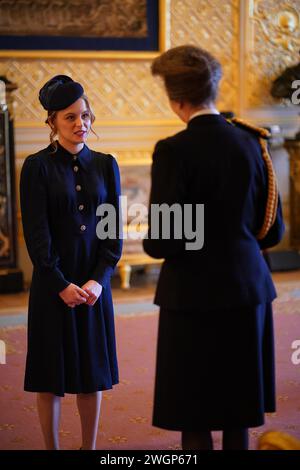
[55,141,92,171]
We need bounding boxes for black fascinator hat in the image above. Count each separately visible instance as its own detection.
[39,75,84,111]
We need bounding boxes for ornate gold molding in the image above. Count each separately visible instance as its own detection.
[249,0,300,51]
[0,51,160,60]
[14,119,181,129]
[245,0,300,108]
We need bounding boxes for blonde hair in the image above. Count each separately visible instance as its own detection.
[46,94,97,153]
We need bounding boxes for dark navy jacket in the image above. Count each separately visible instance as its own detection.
[143,114,285,311]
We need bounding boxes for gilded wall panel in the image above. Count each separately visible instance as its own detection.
[246,0,300,108]
[170,0,240,113]
[0,0,240,125]
[5,2,298,121]
[0,59,171,123]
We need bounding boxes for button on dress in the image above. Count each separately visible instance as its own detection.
[20,143,122,397]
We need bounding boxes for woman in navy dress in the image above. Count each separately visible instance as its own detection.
[20,75,122,450]
[143,46,285,450]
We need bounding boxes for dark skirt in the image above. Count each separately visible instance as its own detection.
[153,303,275,431]
[24,284,118,397]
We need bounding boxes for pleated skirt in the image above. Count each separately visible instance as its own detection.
[153,303,275,431]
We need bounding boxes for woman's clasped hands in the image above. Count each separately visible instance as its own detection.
[59,280,103,308]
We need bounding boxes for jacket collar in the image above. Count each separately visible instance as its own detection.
[187,114,227,128]
[54,141,92,171]
[189,108,220,121]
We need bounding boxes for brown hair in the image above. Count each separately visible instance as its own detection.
[151,45,222,106]
[46,94,97,152]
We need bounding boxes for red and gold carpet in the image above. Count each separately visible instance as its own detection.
[0,281,300,450]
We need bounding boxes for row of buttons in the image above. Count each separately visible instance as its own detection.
[73,155,86,233]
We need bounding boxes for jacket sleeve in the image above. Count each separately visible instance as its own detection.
[143,140,186,259]
[258,194,285,250]
[90,155,123,288]
[20,156,70,294]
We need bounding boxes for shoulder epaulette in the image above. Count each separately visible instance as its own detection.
[228,117,277,240]
[228,117,271,139]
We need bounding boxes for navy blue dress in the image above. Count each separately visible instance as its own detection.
[20,142,122,397]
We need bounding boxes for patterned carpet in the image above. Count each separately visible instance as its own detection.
[0,281,300,450]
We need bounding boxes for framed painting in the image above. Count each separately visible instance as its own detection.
[0,0,169,59]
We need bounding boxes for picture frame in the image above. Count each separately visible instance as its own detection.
[0,0,169,59]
